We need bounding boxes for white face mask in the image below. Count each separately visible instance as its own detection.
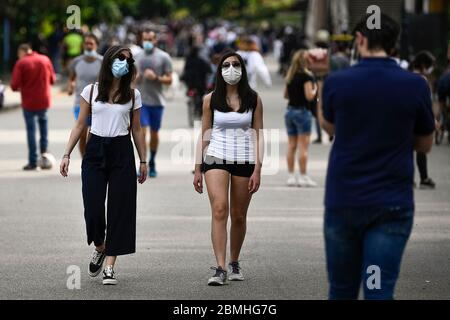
[222,65,242,85]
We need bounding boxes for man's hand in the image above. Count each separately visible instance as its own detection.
[67,83,74,96]
[144,69,158,81]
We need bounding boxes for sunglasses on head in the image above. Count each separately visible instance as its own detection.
[221,61,241,69]
[115,52,135,64]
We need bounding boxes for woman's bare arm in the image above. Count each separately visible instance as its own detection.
[253,95,264,173]
[63,98,90,157]
[194,93,213,172]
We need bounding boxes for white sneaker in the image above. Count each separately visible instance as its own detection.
[286,174,297,187]
[301,175,318,187]
[298,175,307,187]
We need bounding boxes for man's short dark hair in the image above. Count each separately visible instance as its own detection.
[412,51,435,70]
[353,13,400,54]
[18,43,32,52]
[84,33,99,45]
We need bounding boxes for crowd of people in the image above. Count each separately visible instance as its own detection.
[6,12,450,299]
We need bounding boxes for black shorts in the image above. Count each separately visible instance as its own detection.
[202,155,255,178]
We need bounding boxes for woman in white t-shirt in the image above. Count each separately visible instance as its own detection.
[60,46,147,285]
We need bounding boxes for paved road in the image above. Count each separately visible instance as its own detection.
[0,58,449,300]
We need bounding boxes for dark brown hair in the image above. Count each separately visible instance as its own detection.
[211,51,257,113]
[96,45,136,105]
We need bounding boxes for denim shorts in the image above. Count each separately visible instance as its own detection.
[285,106,312,136]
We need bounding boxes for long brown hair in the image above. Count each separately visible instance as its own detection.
[96,45,137,105]
[285,50,312,84]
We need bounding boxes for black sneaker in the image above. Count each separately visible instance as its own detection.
[23,164,39,171]
[420,178,436,190]
[208,266,227,286]
[228,262,244,281]
[102,265,117,285]
[88,249,106,277]
[149,163,158,178]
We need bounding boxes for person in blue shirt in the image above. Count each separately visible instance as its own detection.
[319,13,435,300]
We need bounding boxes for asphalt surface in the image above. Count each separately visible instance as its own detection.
[0,58,449,300]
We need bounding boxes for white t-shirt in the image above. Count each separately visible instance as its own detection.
[80,83,142,137]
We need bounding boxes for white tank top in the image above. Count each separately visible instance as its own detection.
[206,109,255,162]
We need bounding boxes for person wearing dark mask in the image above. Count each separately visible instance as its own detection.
[411,51,437,189]
[60,46,147,286]
[67,33,103,156]
[136,30,173,178]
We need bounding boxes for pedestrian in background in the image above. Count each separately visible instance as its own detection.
[136,30,173,178]
[67,33,103,157]
[284,50,318,187]
[237,37,272,90]
[411,51,437,189]
[60,45,147,285]
[437,59,450,144]
[11,43,56,171]
[320,13,435,300]
[193,51,264,286]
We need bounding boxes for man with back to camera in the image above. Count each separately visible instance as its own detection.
[11,43,56,171]
[319,13,435,300]
[136,30,173,178]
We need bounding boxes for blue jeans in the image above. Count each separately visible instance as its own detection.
[324,206,414,300]
[23,109,48,166]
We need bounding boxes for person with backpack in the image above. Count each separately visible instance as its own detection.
[59,45,147,285]
[193,51,264,286]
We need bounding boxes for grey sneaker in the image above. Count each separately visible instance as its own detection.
[208,266,227,286]
[88,249,106,277]
[228,262,244,281]
[102,265,117,285]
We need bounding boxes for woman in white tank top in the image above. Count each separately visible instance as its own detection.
[193,51,264,286]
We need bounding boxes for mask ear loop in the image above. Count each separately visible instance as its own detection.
[350,38,359,66]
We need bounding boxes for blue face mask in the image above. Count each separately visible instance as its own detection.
[111,58,129,78]
[143,41,154,52]
[84,49,97,58]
